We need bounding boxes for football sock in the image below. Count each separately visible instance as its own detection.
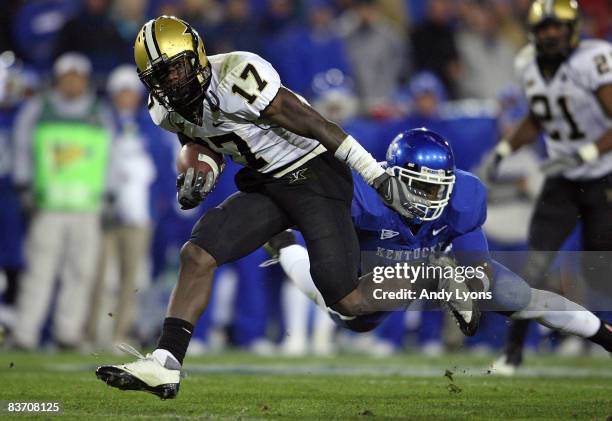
[156,317,194,366]
[588,320,612,352]
[279,245,328,312]
[3,269,19,305]
[152,349,180,369]
[511,289,600,339]
[504,320,529,365]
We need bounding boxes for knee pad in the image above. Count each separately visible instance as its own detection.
[490,260,532,312]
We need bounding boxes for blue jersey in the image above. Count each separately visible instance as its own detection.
[0,110,16,186]
[0,108,25,268]
[351,169,490,273]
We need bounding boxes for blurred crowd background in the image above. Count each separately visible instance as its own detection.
[0,0,610,358]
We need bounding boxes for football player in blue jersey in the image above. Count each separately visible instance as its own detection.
[266,128,612,354]
[0,52,29,333]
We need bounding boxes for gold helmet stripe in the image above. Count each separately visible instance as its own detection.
[143,20,160,61]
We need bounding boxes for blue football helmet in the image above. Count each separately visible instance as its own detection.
[385,128,456,221]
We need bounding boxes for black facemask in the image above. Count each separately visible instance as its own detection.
[140,53,210,122]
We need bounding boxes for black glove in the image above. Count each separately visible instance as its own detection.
[176,167,215,210]
[539,153,582,177]
[372,172,432,219]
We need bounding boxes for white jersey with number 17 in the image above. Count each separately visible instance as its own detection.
[515,39,612,180]
[149,51,324,176]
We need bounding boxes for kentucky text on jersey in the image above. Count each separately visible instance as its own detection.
[374,244,444,262]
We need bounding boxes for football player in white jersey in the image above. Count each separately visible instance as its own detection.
[95,16,478,398]
[481,0,612,375]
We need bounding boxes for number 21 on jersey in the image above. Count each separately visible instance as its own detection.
[530,94,585,141]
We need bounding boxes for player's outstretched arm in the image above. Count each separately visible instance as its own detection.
[480,113,541,183]
[504,113,542,152]
[262,87,432,219]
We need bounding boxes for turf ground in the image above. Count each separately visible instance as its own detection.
[0,351,610,420]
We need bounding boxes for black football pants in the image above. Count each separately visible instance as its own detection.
[505,172,612,362]
[190,152,360,306]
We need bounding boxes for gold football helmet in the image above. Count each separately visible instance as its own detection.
[134,16,211,111]
[527,0,581,60]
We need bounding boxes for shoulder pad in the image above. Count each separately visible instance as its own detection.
[214,52,281,118]
[574,39,612,57]
[446,170,487,234]
[212,52,259,81]
[569,39,612,91]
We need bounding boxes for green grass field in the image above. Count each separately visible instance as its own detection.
[1,351,610,420]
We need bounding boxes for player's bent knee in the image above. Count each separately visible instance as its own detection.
[179,241,217,275]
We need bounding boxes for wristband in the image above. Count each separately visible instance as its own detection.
[495,140,512,158]
[577,143,599,163]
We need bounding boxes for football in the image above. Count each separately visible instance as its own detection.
[176,141,225,181]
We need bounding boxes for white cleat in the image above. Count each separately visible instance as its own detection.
[489,355,518,377]
[96,344,181,399]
